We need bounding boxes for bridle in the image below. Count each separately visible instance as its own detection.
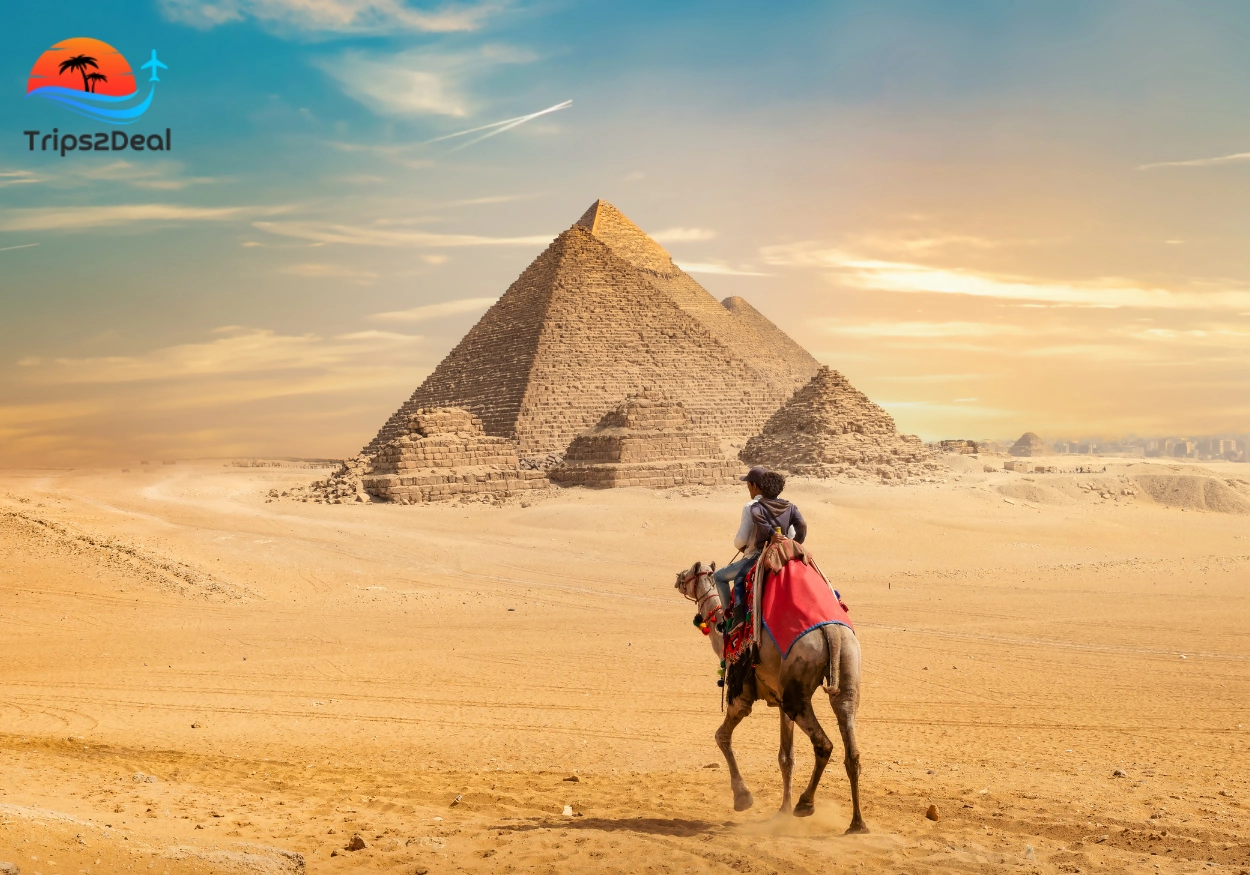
[678,565,722,628]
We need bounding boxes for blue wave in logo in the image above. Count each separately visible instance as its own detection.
[28,85,155,124]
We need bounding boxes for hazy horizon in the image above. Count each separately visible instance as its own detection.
[4,1,1249,465]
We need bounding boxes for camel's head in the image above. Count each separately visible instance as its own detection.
[674,560,717,601]
[675,561,723,639]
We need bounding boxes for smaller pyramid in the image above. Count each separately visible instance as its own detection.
[362,408,546,503]
[1009,432,1048,457]
[550,390,740,488]
[740,367,939,481]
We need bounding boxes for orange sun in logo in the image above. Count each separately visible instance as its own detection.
[27,37,136,97]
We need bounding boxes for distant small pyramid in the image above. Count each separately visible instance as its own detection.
[363,200,821,459]
[740,367,939,481]
[1009,432,1048,457]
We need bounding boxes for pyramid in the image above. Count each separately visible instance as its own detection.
[575,202,820,391]
[363,201,821,460]
[1009,432,1048,457]
[720,296,822,393]
[361,408,546,503]
[740,367,939,481]
[550,390,740,488]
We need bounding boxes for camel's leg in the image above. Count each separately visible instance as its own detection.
[777,711,795,814]
[832,690,867,833]
[715,695,755,811]
[785,692,834,818]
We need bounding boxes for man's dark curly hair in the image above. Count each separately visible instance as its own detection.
[759,470,786,500]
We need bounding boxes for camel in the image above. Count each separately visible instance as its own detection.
[674,560,866,831]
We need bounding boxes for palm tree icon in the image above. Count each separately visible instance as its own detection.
[85,72,108,93]
[59,54,99,91]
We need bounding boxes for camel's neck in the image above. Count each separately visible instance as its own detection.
[708,626,725,660]
[693,577,726,660]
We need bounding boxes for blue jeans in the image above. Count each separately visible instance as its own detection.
[713,553,758,613]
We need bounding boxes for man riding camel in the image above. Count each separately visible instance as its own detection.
[713,465,807,631]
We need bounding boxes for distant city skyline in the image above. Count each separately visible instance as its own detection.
[2,1,1249,465]
[970,432,1247,463]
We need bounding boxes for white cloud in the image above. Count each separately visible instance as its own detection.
[0,170,42,188]
[676,261,768,277]
[159,0,495,35]
[5,162,223,191]
[651,227,717,243]
[253,220,550,247]
[317,45,536,117]
[761,242,1250,310]
[17,325,424,385]
[369,296,496,323]
[1138,151,1250,170]
[0,204,283,232]
[0,243,40,253]
[68,161,225,191]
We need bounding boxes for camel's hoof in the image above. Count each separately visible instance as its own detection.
[845,820,869,834]
[793,801,815,818]
[733,791,754,812]
[776,805,792,816]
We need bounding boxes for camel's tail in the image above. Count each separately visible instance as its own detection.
[820,623,842,699]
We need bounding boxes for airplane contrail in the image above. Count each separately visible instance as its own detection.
[425,100,573,150]
[0,243,39,252]
[1138,150,1250,170]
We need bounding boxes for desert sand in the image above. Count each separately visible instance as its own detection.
[1,456,1248,874]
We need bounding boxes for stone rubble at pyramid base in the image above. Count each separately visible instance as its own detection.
[279,455,371,504]
[519,453,565,471]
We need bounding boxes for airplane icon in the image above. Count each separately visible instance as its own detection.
[140,50,168,83]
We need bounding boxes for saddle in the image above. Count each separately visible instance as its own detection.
[721,532,809,667]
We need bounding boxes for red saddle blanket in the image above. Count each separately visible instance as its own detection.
[762,559,854,658]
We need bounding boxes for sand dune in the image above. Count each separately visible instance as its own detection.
[1,457,1248,874]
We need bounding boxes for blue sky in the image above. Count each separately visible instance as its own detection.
[2,1,1249,463]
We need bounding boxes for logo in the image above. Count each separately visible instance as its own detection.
[26,37,166,125]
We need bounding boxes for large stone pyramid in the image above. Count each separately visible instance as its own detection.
[364,200,821,460]
[740,367,939,481]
